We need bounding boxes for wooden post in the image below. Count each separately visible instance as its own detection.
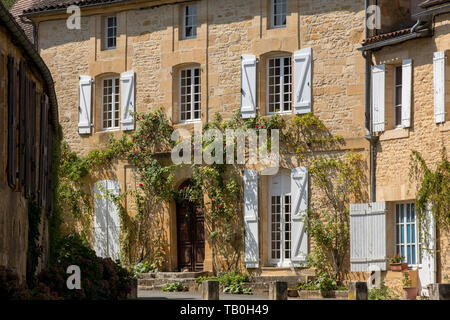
[202,280,219,300]
[269,281,288,300]
[348,282,368,300]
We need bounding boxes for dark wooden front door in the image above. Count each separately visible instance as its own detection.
[177,203,205,272]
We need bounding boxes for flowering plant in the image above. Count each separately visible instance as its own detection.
[401,270,412,287]
[389,254,404,264]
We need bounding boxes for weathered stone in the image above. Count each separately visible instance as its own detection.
[269,281,288,300]
[202,280,219,300]
[348,282,368,300]
[429,283,450,300]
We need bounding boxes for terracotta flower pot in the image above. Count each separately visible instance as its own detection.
[390,263,408,272]
[403,287,417,300]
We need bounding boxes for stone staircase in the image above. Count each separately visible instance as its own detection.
[137,272,311,296]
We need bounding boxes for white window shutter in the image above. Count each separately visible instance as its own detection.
[371,65,386,132]
[243,169,259,268]
[402,59,412,128]
[78,75,92,134]
[433,51,446,124]
[94,180,121,261]
[419,205,436,296]
[350,202,387,272]
[121,70,135,131]
[241,55,257,119]
[291,166,308,266]
[293,48,312,114]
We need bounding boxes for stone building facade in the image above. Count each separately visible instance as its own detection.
[354,0,450,296]
[0,1,58,281]
[18,0,369,277]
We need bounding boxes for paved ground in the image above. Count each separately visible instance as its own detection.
[138,290,269,300]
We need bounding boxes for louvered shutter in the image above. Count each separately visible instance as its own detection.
[418,205,436,296]
[291,167,308,266]
[350,202,387,272]
[433,51,446,124]
[293,48,312,114]
[19,62,26,190]
[241,55,257,119]
[243,169,259,268]
[94,180,121,260]
[372,65,386,132]
[30,82,37,200]
[402,59,412,128]
[7,57,17,189]
[78,75,92,134]
[120,70,135,131]
[38,95,49,209]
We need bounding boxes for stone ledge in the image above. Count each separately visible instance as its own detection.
[438,122,450,132]
[380,128,410,141]
[297,290,348,300]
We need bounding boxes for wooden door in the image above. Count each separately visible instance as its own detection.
[177,203,205,272]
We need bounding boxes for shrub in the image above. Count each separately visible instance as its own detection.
[161,282,187,292]
[194,270,252,295]
[37,234,136,300]
[130,261,159,275]
[369,282,399,300]
[0,266,31,300]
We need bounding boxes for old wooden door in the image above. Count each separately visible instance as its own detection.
[177,203,205,272]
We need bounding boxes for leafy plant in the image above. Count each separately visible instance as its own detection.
[369,281,399,300]
[195,270,252,295]
[389,255,404,264]
[401,270,412,287]
[131,261,159,275]
[161,282,187,292]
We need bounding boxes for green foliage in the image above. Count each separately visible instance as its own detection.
[195,270,252,295]
[130,261,159,275]
[389,254,404,264]
[26,201,42,288]
[1,0,16,10]
[410,149,449,249]
[401,270,412,287]
[37,234,135,300]
[161,282,187,292]
[368,282,399,300]
[296,273,346,294]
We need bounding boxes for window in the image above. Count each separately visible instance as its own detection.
[102,77,120,129]
[267,55,292,114]
[104,16,117,49]
[269,175,291,266]
[270,0,286,28]
[396,203,420,266]
[394,66,402,127]
[182,4,197,39]
[179,67,201,122]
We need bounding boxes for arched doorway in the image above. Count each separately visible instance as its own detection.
[176,181,205,272]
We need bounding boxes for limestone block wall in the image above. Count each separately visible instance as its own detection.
[372,13,450,282]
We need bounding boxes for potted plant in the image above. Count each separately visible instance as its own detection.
[402,270,417,300]
[389,255,407,271]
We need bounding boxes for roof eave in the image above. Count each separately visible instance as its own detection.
[359,29,432,52]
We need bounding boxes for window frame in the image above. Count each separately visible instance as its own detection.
[178,66,201,123]
[270,0,287,29]
[101,76,120,131]
[266,54,292,115]
[104,16,117,50]
[394,65,403,128]
[181,4,198,40]
[268,174,292,267]
[395,202,421,268]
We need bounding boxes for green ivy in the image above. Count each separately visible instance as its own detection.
[26,200,42,288]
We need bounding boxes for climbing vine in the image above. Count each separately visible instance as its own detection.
[26,200,42,288]
[55,108,366,278]
[410,148,450,248]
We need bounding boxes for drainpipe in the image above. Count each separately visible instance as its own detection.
[363,0,378,203]
[19,15,37,45]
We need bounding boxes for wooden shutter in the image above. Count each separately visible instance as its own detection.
[243,169,259,268]
[350,202,387,272]
[94,180,121,260]
[433,51,446,124]
[241,55,257,119]
[120,70,135,131]
[46,124,53,215]
[293,48,312,114]
[38,94,49,208]
[372,65,386,132]
[7,56,18,189]
[18,62,26,190]
[402,59,412,128]
[418,206,436,296]
[78,75,92,134]
[291,166,308,266]
[30,82,37,200]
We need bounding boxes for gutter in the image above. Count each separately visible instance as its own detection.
[0,3,59,131]
[19,15,37,44]
[413,3,450,18]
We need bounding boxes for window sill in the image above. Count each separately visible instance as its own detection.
[379,127,410,141]
[438,121,450,132]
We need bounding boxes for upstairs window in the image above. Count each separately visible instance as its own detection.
[267,55,292,114]
[270,0,286,28]
[179,67,201,122]
[182,4,197,39]
[102,77,120,129]
[394,66,403,127]
[104,16,117,50]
